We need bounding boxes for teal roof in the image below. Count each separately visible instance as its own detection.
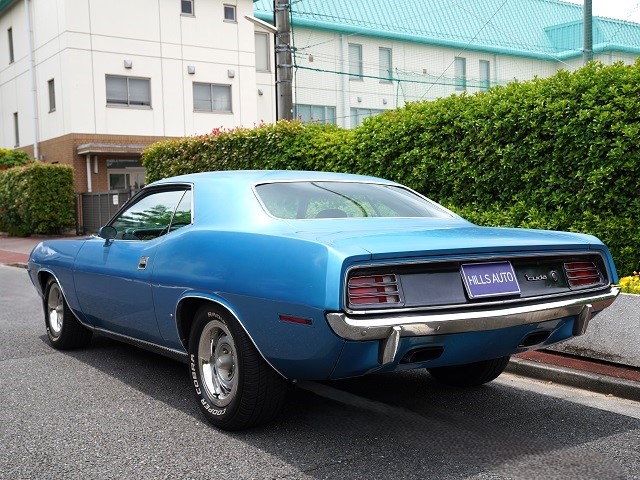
[254,0,640,59]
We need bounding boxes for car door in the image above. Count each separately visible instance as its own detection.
[74,185,190,343]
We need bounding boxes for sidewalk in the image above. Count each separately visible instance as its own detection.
[0,233,81,267]
[510,350,640,402]
[1,233,639,402]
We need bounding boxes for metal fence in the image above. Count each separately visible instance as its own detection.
[77,190,136,234]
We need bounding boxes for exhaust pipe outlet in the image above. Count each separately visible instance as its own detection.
[519,330,551,348]
[401,346,444,364]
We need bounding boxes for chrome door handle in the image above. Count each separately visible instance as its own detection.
[138,256,149,270]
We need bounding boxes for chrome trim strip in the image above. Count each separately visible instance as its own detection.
[93,328,189,363]
[343,251,611,315]
[326,287,620,341]
[174,295,287,379]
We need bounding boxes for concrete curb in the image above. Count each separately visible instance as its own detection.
[507,357,640,402]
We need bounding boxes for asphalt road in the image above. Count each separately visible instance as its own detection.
[1,265,639,480]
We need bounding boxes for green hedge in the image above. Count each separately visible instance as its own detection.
[143,61,640,275]
[0,148,33,169]
[0,163,75,236]
[143,122,354,181]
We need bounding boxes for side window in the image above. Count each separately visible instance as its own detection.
[170,190,192,232]
[110,189,188,240]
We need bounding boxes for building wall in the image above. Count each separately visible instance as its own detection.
[289,27,639,128]
[0,0,275,153]
[290,27,563,128]
[20,133,170,193]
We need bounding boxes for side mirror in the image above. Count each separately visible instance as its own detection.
[98,226,117,240]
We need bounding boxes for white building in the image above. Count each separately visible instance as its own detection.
[0,0,275,192]
[254,0,640,129]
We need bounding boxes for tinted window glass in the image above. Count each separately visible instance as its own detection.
[110,189,187,240]
[170,190,192,232]
[255,182,449,219]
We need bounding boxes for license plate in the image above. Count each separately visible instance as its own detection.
[460,261,520,299]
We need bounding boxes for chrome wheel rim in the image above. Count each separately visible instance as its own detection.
[47,283,64,336]
[198,319,238,408]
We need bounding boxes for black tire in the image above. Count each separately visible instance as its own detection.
[427,356,511,387]
[44,277,92,349]
[188,305,287,430]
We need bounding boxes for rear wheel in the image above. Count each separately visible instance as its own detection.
[427,356,510,387]
[44,278,92,349]
[188,305,287,430]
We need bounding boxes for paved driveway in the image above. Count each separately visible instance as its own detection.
[1,265,639,479]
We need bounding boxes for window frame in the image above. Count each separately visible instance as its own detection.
[350,107,384,128]
[105,75,152,108]
[479,60,490,91]
[192,82,233,113]
[8,27,14,64]
[454,57,467,91]
[378,47,392,83]
[348,43,363,80]
[294,104,337,125]
[181,0,194,16]
[107,185,194,241]
[13,112,19,147]
[48,79,56,112]
[223,4,237,22]
[255,32,270,72]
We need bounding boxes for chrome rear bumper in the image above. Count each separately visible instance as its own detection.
[327,287,620,341]
[326,287,620,364]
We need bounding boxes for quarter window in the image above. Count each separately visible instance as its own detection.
[110,189,191,241]
[348,43,363,79]
[224,4,236,22]
[106,76,151,107]
[193,83,232,112]
[181,0,194,15]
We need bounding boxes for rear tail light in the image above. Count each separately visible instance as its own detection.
[348,274,400,305]
[564,262,602,288]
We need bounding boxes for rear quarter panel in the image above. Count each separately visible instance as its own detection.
[151,227,369,379]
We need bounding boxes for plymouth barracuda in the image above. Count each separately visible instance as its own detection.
[27,170,620,430]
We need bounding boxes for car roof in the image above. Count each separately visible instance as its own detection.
[151,170,397,187]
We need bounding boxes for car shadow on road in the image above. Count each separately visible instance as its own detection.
[52,333,639,479]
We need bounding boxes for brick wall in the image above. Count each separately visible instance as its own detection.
[20,133,173,193]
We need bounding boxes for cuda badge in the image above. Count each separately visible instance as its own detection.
[524,273,548,281]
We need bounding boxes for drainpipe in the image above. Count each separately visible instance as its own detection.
[86,155,92,192]
[24,0,40,160]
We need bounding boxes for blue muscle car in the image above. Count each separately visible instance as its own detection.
[28,171,620,430]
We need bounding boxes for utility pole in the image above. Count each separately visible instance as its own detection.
[274,0,293,120]
[583,0,593,65]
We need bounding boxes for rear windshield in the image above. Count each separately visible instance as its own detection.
[255,181,450,219]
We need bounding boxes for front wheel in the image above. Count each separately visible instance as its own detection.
[427,356,511,387]
[188,305,287,430]
[44,277,92,349]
